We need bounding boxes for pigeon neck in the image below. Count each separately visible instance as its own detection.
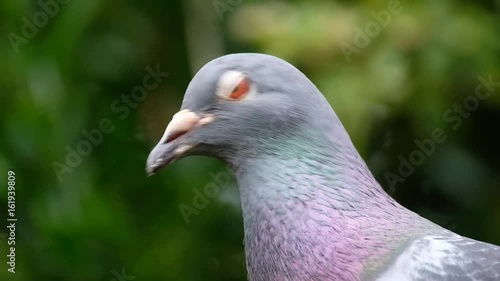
[232,123,391,210]
[231,127,415,280]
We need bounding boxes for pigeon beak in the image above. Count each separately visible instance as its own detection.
[145,109,214,176]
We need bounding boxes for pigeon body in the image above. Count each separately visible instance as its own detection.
[146,53,500,281]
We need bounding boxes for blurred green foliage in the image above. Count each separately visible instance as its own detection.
[0,0,499,280]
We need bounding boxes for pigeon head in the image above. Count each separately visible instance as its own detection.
[146,53,341,174]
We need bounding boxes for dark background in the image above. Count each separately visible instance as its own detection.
[0,0,499,280]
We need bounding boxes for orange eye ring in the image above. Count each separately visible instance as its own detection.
[229,77,250,100]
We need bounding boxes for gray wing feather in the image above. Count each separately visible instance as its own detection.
[376,234,500,281]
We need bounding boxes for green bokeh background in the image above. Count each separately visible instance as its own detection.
[1,0,499,280]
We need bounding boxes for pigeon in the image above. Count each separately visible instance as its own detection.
[146,53,500,281]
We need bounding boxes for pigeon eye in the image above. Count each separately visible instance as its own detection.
[229,77,250,100]
[217,70,253,101]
